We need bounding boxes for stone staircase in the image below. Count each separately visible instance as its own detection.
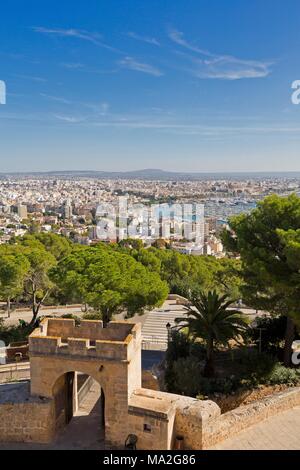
[141,305,187,351]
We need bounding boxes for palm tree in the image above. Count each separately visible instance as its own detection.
[175,290,248,378]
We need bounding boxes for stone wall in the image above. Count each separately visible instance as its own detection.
[45,318,133,342]
[128,388,176,450]
[127,387,300,450]
[174,396,220,449]
[128,388,220,450]
[77,374,95,407]
[0,401,55,443]
[168,294,191,306]
[202,386,300,448]
[0,362,30,383]
[0,381,55,443]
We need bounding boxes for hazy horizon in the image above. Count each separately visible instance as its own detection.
[2,168,300,178]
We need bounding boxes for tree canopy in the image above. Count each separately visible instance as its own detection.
[50,244,169,324]
[222,193,300,364]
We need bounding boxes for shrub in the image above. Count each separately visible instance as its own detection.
[166,330,206,364]
[61,313,81,326]
[165,330,206,393]
[197,376,242,397]
[265,364,300,386]
[170,357,203,396]
[0,319,33,345]
[83,311,102,321]
[247,315,288,355]
[238,351,277,385]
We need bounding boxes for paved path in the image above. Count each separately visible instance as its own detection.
[211,406,300,450]
[0,306,83,327]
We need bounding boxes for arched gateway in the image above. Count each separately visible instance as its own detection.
[29,318,142,448]
[13,315,221,450]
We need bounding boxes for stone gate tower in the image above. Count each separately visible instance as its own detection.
[29,317,142,448]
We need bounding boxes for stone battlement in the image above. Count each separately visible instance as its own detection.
[29,318,141,362]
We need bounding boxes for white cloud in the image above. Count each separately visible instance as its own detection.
[127,32,160,46]
[168,28,273,80]
[14,74,47,82]
[32,27,121,53]
[84,102,111,115]
[54,114,85,123]
[40,93,71,104]
[61,62,85,69]
[118,56,163,76]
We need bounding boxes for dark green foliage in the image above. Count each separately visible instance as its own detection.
[265,364,300,386]
[165,332,300,398]
[247,315,290,355]
[0,318,34,345]
[222,194,300,365]
[171,357,203,396]
[175,290,248,377]
[164,330,206,392]
[60,313,82,326]
[116,243,243,299]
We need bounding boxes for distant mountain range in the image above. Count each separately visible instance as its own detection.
[1,169,300,180]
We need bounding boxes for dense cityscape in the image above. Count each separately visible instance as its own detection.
[1,172,300,256]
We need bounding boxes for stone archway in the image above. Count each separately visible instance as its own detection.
[29,318,142,448]
[51,370,105,449]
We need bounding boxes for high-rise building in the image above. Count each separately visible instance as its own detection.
[18,204,28,220]
[64,200,73,219]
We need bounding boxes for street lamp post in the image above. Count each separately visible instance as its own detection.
[166,322,171,347]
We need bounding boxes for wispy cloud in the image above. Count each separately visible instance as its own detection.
[40,93,71,104]
[60,62,119,75]
[84,102,110,115]
[118,56,163,76]
[54,114,85,123]
[168,28,273,80]
[32,27,122,53]
[127,32,160,46]
[61,62,85,69]
[13,74,47,82]
[50,108,300,137]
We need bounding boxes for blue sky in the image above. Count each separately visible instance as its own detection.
[1,0,300,172]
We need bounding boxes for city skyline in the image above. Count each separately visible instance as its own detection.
[1,0,300,172]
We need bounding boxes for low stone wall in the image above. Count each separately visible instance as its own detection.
[168,294,191,306]
[77,375,95,407]
[174,396,220,449]
[202,386,300,448]
[210,384,293,413]
[0,381,55,443]
[0,362,30,383]
[128,386,300,450]
[128,388,220,450]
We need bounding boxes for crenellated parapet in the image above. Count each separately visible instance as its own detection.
[29,317,141,362]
